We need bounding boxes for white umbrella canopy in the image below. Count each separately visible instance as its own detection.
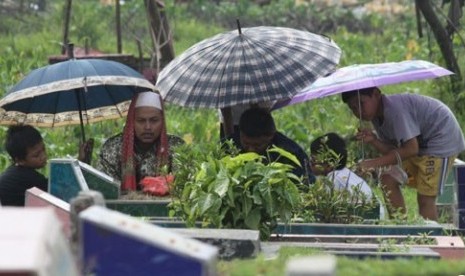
[272,59,454,110]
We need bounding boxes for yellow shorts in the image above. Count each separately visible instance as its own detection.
[403,155,456,196]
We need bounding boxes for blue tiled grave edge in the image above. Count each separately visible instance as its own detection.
[49,158,89,203]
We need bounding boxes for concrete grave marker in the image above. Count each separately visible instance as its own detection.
[25,187,71,238]
[0,207,78,276]
[79,206,218,276]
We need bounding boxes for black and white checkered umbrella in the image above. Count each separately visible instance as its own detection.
[156,25,341,109]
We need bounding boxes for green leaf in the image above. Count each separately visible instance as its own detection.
[212,167,230,197]
[198,192,220,216]
[267,146,301,167]
[245,208,261,229]
[242,196,253,216]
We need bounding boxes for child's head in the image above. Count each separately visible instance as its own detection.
[341,87,382,121]
[5,125,47,169]
[310,132,347,175]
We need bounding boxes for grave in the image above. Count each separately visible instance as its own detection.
[78,160,120,199]
[0,208,78,275]
[25,187,71,238]
[49,158,89,203]
[268,234,465,260]
[286,255,336,276]
[455,161,465,229]
[79,206,218,275]
[46,158,465,264]
[50,158,171,217]
[436,159,464,225]
[171,228,261,260]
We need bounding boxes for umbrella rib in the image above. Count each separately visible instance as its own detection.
[214,41,240,108]
[104,85,126,118]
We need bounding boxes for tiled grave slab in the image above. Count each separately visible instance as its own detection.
[78,161,120,199]
[149,219,446,236]
[49,158,89,203]
[79,206,218,276]
[106,199,170,217]
[0,208,78,276]
[25,187,71,238]
[275,222,444,236]
[262,241,440,260]
[269,234,465,260]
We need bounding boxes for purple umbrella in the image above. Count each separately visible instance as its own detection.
[272,60,454,110]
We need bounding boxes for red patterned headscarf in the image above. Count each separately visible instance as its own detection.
[121,91,169,191]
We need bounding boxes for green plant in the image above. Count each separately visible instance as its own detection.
[169,143,302,240]
[377,237,410,253]
[299,141,379,223]
[404,232,436,246]
[300,176,379,224]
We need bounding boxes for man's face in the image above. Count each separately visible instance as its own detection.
[346,93,380,121]
[134,107,163,144]
[17,141,47,169]
[240,132,273,154]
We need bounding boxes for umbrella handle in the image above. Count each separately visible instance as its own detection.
[79,138,94,165]
[74,89,86,143]
[357,90,365,160]
[221,107,234,137]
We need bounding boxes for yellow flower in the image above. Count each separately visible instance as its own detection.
[183,133,193,144]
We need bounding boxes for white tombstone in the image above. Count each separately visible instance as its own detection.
[286,255,337,276]
[0,207,78,276]
[25,187,71,238]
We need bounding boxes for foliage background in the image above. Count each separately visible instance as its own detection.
[1,0,465,274]
[1,0,463,221]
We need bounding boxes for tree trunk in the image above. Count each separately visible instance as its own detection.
[144,0,175,77]
[416,0,462,91]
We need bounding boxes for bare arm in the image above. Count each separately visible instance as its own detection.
[355,128,395,154]
[359,137,419,169]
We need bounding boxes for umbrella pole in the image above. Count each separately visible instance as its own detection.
[221,107,234,137]
[74,89,86,143]
[357,90,365,160]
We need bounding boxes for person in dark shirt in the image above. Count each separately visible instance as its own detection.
[224,107,315,186]
[0,125,48,206]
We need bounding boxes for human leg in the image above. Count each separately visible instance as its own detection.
[380,173,406,218]
[407,155,455,221]
[417,193,438,220]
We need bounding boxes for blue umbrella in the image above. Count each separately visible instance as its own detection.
[0,59,155,142]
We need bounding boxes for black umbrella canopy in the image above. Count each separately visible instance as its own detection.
[0,58,156,141]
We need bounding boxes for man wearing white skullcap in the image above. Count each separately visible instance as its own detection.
[96,91,184,192]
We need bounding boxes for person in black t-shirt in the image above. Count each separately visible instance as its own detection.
[223,107,315,186]
[0,125,48,206]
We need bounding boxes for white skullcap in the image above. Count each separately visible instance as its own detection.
[135,91,162,110]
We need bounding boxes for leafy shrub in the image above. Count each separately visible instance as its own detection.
[298,140,379,223]
[169,142,302,240]
[299,176,379,224]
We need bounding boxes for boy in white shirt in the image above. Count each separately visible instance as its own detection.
[310,132,373,200]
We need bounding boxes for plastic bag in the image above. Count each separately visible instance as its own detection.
[378,150,408,185]
[139,175,174,196]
